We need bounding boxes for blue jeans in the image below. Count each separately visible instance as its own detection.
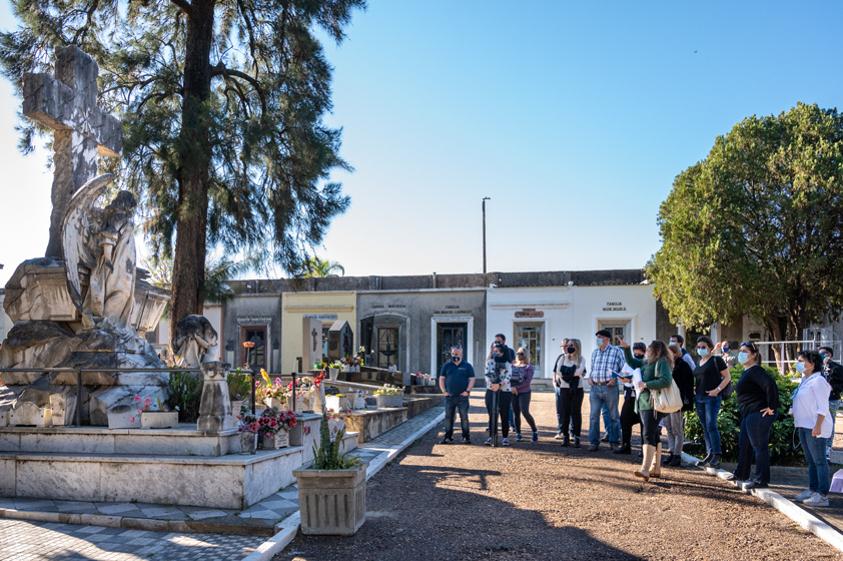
[735,412,775,485]
[444,395,470,440]
[589,384,619,445]
[827,400,840,457]
[798,427,830,496]
[695,395,722,455]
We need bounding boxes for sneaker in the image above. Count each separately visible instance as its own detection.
[709,454,722,469]
[440,437,453,445]
[501,438,510,446]
[741,481,768,492]
[515,432,523,442]
[601,433,609,443]
[532,431,539,443]
[484,437,493,446]
[698,452,713,467]
[588,444,600,452]
[613,446,632,455]
[723,472,736,481]
[554,432,564,440]
[803,493,830,507]
[794,489,814,502]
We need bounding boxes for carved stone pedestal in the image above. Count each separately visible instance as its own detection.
[197,362,236,433]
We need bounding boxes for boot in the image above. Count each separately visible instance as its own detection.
[561,434,570,447]
[649,443,662,477]
[635,444,655,482]
[662,453,674,466]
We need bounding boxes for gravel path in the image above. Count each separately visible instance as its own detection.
[281,391,843,561]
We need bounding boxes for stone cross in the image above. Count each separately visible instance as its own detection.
[23,45,123,259]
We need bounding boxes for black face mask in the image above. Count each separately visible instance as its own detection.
[633,353,645,360]
[451,355,460,363]
[566,346,576,354]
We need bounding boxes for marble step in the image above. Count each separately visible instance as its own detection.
[0,446,304,510]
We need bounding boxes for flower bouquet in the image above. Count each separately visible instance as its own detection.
[256,368,288,410]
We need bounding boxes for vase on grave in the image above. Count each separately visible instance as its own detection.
[240,431,257,454]
[263,397,284,410]
[261,429,289,450]
[329,368,339,381]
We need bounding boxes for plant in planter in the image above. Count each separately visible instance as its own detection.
[167,370,203,422]
[256,369,288,410]
[237,409,259,454]
[373,384,404,408]
[134,394,179,429]
[327,360,343,380]
[294,411,365,535]
[257,408,298,449]
[227,368,253,412]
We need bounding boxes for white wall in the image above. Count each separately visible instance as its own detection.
[571,285,658,362]
[486,287,573,379]
[486,284,658,378]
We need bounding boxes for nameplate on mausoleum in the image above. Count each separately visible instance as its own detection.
[514,308,544,318]
[602,301,627,312]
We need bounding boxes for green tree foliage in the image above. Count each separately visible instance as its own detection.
[301,256,345,278]
[0,0,364,332]
[648,103,843,361]
[683,365,799,462]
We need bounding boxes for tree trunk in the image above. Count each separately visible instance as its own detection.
[171,0,215,344]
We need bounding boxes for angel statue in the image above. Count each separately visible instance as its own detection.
[62,174,137,329]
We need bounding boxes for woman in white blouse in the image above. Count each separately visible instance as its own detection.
[792,350,833,507]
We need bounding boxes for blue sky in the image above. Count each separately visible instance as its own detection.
[2,1,842,285]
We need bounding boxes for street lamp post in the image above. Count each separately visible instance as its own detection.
[482,196,491,274]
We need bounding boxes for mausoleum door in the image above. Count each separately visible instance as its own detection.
[436,322,467,374]
[241,326,267,371]
[376,326,399,369]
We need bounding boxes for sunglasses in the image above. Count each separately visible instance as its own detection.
[740,341,758,351]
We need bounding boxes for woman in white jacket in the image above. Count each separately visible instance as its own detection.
[792,350,833,507]
[485,342,513,446]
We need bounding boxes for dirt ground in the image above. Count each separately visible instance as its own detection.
[280,392,842,561]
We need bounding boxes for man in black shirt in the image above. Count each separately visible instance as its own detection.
[820,346,843,460]
[439,346,475,444]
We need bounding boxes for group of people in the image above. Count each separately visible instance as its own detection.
[438,329,843,507]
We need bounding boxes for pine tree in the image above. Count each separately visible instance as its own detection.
[0,0,364,337]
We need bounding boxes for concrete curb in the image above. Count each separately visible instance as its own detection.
[680,451,843,553]
[244,410,446,561]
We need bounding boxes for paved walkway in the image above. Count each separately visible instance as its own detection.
[0,406,444,560]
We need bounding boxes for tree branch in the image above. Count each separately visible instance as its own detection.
[211,63,267,114]
[170,0,193,14]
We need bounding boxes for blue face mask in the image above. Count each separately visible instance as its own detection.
[722,345,730,353]
[737,351,749,365]
[697,348,710,358]
[596,338,605,347]
[796,361,805,374]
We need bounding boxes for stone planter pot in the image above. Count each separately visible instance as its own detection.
[240,431,257,454]
[375,394,404,408]
[353,396,367,410]
[294,464,366,535]
[141,411,179,429]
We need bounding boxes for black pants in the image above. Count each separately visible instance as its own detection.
[639,408,663,446]
[557,387,583,438]
[734,412,776,484]
[512,391,537,434]
[444,395,470,439]
[485,390,512,437]
[620,388,641,447]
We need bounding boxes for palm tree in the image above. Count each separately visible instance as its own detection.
[302,257,345,278]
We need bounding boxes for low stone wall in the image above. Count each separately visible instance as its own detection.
[405,395,440,418]
[342,408,408,444]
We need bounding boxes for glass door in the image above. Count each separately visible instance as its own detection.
[514,322,543,374]
[436,322,467,374]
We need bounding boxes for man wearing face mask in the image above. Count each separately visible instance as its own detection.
[438,346,475,444]
[588,330,626,451]
[614,342,646,455]
[820,347,843,460]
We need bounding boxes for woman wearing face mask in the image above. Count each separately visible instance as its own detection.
[693,336,732,469]
[484,342,513,446]
[662,343,695,467]
[791,350,833,507]
[552,338,585,447]
[511,347,538,443]
[726,341,779,491]
[619,338,674,482]
[614,342,646,455]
